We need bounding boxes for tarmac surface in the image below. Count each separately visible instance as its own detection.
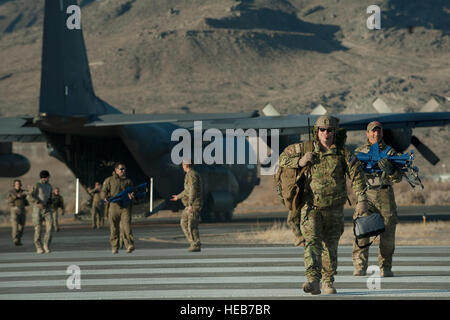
[0,207,449,301]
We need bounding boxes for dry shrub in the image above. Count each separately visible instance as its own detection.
[234,221,450,246]
[393,180,450,206]
[235,220,296,244]
[346,180,450,207]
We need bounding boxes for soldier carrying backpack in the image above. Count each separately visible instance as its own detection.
[275,115,368,295]
[275,140,313,247]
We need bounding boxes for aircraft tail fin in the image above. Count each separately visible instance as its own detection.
[39,0,108,117]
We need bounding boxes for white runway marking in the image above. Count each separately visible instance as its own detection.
[0,245,449,299]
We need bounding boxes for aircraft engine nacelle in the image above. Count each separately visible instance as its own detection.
[382,128,412,153]
[0,153,31,177]
[0,142,31,177]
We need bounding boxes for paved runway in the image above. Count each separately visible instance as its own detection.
[0,243,449,300]
[0,208,449,301]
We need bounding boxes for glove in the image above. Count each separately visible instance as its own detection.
[378,158,394,175]
[298,152,315,167]
[354,200,368,218]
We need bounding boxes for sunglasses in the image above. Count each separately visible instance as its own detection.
[118,167,126,171]
[319,128,334,133]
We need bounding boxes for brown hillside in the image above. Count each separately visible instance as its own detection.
[0,0,449,212]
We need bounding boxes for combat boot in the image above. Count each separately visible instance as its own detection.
[302,281,321,295]
[188,246,201,252]
[127,246,135,253]
[294,237,305,247]
[43,245,51,253]
[36,247,44,254]
[381,269,394,277]
[322,282,337,294]
[353,269,367,276]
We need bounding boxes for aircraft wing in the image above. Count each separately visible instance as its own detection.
[85,111,450,135]
[0,117,44,142]
[85,111,260,127]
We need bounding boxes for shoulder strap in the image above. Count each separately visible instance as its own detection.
[303,140,313,153]
[295,141,313,181]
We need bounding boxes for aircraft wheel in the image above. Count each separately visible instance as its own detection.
[220,210,233,222]
[200,209,214,222]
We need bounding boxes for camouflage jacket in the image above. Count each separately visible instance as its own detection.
[89,187,103,208]
[27,180,53,208]
[177,169,203,209]
[101,173,133,205]
[279,140,368,208]
[51,194,65,211]
[7,188,29,208]
[355,140,403,188]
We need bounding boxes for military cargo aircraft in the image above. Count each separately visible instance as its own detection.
[1,0,449,222]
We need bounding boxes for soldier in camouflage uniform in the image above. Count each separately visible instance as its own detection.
[278,115,368,294]
[102,162,135,254]
[171,160,203,252]
[50,187,65,232]
[27,170,53,254]
[88,182,104,229]
[287,209,305,247]
[7,179,29,246]
[352,121,402,278]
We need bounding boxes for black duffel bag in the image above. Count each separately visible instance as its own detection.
[353,203,385,249]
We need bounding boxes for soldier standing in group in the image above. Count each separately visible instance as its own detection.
[7,179,29,246]
[102,162,135,254]
[278,115,368,295]
[88,182,104,229]
[50,187,65,232]
[27,170,53,254]
[170,160,203,252]
[352,121,402,278]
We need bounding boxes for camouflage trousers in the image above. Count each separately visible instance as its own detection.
[286,208,304,245]
[180,207,201,249]
[32,206,53,250]
[352,187,398,272]
[108,204,134,251]
[300,203,344,284]
[10,206,26,243]
[91,206,104,229]
[52,209,60,231]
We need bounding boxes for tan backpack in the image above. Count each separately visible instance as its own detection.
[275,141,313,212]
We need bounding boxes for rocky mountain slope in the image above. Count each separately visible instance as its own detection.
[0,0,449,206]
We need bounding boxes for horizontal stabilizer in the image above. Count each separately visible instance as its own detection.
[0,117,43,142]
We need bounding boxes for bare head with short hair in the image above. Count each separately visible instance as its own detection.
[13,179,22,190]
[181,158,192,172]
[114,161,127,177]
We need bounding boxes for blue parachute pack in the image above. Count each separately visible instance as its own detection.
[104,182,149,208]
[356,143,423,189]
